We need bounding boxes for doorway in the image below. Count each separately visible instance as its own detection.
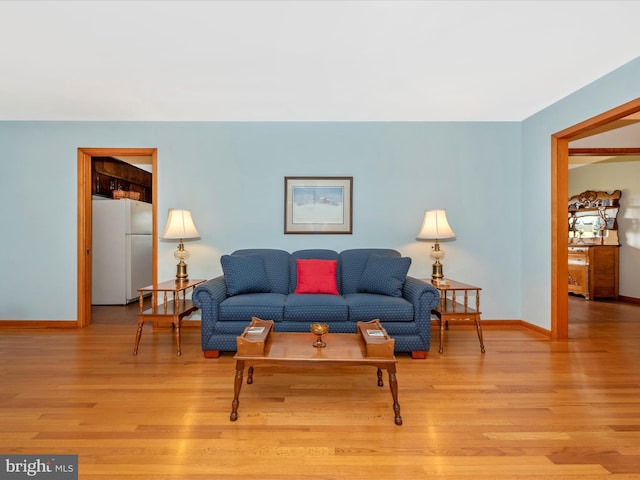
[551,98,640,339]
[77,148,158,328]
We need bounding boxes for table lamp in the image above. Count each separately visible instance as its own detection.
[416,209,456,280]
[161,208,200,281]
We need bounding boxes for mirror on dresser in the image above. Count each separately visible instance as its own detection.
[568,189,621,300]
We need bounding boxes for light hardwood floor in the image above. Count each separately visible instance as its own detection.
[2,297,640,479]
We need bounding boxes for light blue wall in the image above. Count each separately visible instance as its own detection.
[0,121,521,321]
[521,56,640,330]
[3,53,640,328]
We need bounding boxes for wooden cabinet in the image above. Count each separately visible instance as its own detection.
[568,189,621,301]
[91,156,152,203]
[568,245,619,300]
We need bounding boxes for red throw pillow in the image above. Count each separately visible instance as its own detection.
[294,259,339,295]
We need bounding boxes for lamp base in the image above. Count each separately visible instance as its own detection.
[175,260,188,281]
[431,260,444,280]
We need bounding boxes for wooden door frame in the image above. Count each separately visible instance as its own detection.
[77,148,158,328]
[551,97,640,339]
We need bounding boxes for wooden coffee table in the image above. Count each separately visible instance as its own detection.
[230,319,403,425]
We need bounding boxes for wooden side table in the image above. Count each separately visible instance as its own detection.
[133,278,205,356]
[430,279,485,354]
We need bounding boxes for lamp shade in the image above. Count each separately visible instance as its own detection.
[416,209,455,240]
[161,209,200,240]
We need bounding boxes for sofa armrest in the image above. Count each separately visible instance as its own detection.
[403,276,440,325]
[192,276,227,333]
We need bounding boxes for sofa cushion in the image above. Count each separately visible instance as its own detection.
[231,249,290,295]
[294,258,339,295]
[221,254,271,296]
[284,293,348,322]
[290,249,341,293]
[345,293,414,323]
[340,249,400,294]
[219,293,286,322]
[357,255,411,297]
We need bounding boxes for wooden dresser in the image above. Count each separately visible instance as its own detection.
[568,245,619,300]
[568,190,621,301]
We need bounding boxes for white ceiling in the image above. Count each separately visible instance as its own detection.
[1,0,640,122]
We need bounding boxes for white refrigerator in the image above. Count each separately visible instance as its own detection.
[92,198,153,305]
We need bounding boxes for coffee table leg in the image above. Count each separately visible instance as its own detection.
[376,368,383,387]
[474,315,486,353]
[230,360,245,421]
[175,319,182,356]
[133,321,144,355]
[387,364,402,426]
[247,366,254,384]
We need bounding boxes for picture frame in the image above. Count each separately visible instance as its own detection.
[284,176,353,234]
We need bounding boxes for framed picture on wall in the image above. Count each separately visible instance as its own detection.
[284,176,353,234]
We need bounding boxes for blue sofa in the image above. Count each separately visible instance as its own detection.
[192,248,440,358]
